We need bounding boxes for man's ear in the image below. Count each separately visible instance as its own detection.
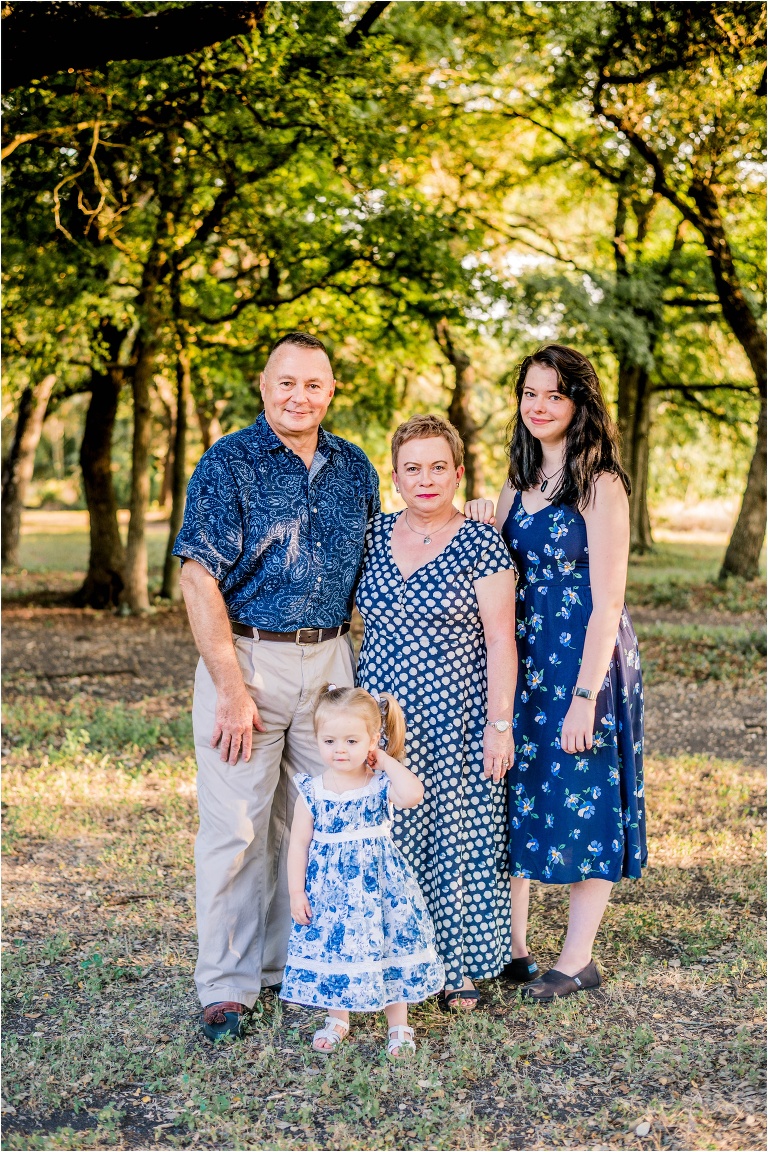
[259,372,266,397]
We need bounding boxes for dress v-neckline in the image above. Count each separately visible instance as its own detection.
[517,490,552,518]
[386,512,469,583]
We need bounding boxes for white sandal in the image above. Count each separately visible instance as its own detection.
[387,1024,416,1057]
[311,1015,349,1053]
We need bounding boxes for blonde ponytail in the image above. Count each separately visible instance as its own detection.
[313,683,408,762]
[377,692,406,762]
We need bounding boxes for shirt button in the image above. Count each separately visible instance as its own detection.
[315,541,321,548]
[312,507,318,513]
[317,576,322,583]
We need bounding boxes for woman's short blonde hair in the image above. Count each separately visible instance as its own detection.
[391,413,465,470]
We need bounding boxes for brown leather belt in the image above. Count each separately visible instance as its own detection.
[232,621,350,644]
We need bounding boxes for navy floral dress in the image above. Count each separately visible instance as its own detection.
[501,492,647,884]
[280,773,444,1011]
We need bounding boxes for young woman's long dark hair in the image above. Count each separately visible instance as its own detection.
[508,344,630,509]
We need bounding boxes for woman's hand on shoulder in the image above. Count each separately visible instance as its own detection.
[464,498,496,524]
[466,482,515,530]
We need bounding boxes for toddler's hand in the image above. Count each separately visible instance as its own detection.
[290,892,312,925]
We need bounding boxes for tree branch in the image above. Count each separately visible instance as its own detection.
[653,381,759,395]
[1,2,268,93]
[1,120,121,160]
[345,2,391,49]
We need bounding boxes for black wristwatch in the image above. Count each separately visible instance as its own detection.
[572,686,598,702]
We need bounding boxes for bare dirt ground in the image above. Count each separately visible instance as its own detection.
[2,603,764,767]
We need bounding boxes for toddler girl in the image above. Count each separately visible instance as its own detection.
[280,684,444,1056]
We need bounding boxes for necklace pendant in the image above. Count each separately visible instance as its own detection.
[540,479,548,493]
[423,535,432,544]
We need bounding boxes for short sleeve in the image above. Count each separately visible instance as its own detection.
[468,523,518,580]
[368,465,381,517]
[172,442,243,580]
[293,773,317,819]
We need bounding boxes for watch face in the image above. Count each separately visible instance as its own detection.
[493,721,510,732]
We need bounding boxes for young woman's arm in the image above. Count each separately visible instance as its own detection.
[370,748,424,809]
[287,799,315,925]
[560,473,630,755]
[476,566,518,781]
[464,481,516,528]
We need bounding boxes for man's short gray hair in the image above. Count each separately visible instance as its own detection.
[267,331,332,368]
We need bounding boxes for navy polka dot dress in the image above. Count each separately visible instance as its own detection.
[356,513,516,989]
[501,492,647,884]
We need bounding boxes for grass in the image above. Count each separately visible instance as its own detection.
[636,623,766,685]
[2,521,764,1148]
[626,542,765,616]
[2,696,192,762]
[1,692,765,1151]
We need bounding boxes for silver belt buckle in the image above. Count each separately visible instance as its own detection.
[296,627,321,644]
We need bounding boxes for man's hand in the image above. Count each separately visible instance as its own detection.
[211,688,265,764]
[290,891,312,925]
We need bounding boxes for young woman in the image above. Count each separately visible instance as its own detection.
[466,344,647,1001]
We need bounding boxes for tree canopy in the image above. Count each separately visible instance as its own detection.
[2,0,765,604]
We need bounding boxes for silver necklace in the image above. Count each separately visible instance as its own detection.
[539,464,565,494]
[403,508,459,545]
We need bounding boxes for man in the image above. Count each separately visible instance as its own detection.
[174,331,380,1040]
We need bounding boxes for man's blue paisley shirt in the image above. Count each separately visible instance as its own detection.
[173,412,380,630]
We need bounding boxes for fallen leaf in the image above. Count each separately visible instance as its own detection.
[635,1121,651,1137]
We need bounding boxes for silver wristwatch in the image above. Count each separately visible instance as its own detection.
[486,719,512,733]
[572,686,598,701]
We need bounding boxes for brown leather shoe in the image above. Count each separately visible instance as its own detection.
[201,1001,247,1040]
[520,960,601,1003]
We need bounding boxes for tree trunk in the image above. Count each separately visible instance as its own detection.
[720,392,767,581]
[122,337,156,612]
[616,362,653,552]
[612,180,654,553]
[74,366,125,609]
[1,373,56,568]
[435,320,484,500]
[195,398,224,452]
[160,344,190,601]
[684,180,766,577]
[159,402,175,512]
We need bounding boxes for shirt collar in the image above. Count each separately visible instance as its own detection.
[254,411,338,457]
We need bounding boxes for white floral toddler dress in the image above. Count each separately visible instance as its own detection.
[280,772,445,1011]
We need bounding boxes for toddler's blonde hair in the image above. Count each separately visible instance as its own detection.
[314,684,406,762]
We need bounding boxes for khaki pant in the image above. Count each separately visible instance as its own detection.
[192,632,355,1009]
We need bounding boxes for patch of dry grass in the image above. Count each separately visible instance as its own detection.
[1,711,765,1151]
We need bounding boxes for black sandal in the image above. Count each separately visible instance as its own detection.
[502,954,540,984]
[440,986,483,1011]
[520,961,601,1003]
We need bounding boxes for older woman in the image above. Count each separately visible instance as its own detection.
[355,414,519,1008]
